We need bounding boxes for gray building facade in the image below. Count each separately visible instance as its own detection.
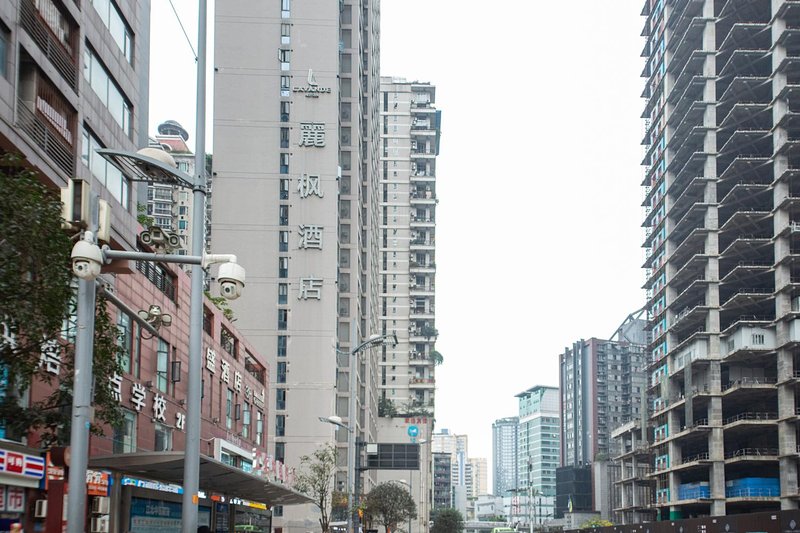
[212,1,381,531]
[559,316,648,467]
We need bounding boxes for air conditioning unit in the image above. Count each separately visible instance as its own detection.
[90,516,110,533]
[34,499,47,518]
[91,496,111,515]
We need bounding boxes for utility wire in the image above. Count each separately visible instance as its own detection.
[167,0,198,60]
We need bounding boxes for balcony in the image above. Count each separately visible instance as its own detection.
[20,0,79,90]
[409,377,435,388]
[16,97,75,176]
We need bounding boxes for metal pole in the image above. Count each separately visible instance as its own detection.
[66,198,98,533]
[408,471,412,533]
[348,320,358,533]
[180,0,207,529]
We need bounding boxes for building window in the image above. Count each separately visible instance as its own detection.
[203,307,213,335]
[226,388,234,429]
[242,402,251,439]
[280,128,290,149]
[83,46,132,136]
[281,0,290,18]
[278,49,290,70]
[156,339,169,392]
[82,126,130,207]
[277,362,287,383]
[281,75,291,97]
[280,153,289,174]
[221,327,237,358]
[278,257,289,279]
[116,312,132,374]
[256,411,264,445]
[276,414,286,437]
[278,283,289,304]
[279,231,289,252]
[279,178,290,200]
[89,0,134,63]
[275,441,285,462]
[279,205,289,226]
[276,389,286,410]
[113,410,136,453]
[280,101,290,122]
[0,24,8,79]
[277,336,287,357]
[154,422,172,451]
[278,309,288,330]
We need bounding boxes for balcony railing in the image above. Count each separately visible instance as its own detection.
[724,447,778,459]
[16,98,74,176]
[724,412,778,425]
[20,0,78,90]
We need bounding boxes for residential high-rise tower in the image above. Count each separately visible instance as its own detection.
[516,385,560,524]
[492,416,520,496]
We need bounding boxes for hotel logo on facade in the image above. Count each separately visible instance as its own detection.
[293,69,331,97]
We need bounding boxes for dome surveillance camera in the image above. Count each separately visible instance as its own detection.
[71,238,103,281]
[218,262,246,300]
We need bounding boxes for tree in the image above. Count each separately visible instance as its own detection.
[294,443,342,533]
[0,153,122,445]
[363,482,417,533]
[431,508,464,533]
[579,518,613,528]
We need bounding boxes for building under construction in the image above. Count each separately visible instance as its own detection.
[641,0,800,520]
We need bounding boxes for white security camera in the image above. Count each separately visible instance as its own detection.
[217,262,246,300]
[71,237,104,281]
[140,226,182,252]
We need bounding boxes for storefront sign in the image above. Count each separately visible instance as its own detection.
[229,497,267,510]
[0,450,44,480]
[87,470,111,496]
[0,486,25,512]
[122,477,183,495]
[130,497,210,533]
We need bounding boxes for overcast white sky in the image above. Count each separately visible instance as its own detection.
[149,0,647,486]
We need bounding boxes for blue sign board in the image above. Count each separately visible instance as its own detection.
[407,425,419,438]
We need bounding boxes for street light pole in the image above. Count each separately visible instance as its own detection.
[181,0,208,529]
[65,198,98,533]
[344,323,398,533]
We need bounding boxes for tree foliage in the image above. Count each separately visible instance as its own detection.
[0,153,122,445]
[579,518,613,528]
[294,443,340,533]
[431,508,464,533]
[363,482,417,533]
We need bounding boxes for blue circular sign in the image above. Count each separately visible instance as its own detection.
[407,425,419,437]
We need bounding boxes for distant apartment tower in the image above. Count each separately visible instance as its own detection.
[493,416,519,496]
[640,0,800,520]
[212,1,381,531]
[377,78,441,417]
[147,120,210,256]
[559,314,648,466]
[468,457,488,498]
[516,386,559,524]
[433,452,453,511]
[433,429,469,487]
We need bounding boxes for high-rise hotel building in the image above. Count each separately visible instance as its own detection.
[212,1,382,531]
[640,0,800,520]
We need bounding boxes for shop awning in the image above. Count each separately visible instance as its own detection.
[89,452,312,506]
